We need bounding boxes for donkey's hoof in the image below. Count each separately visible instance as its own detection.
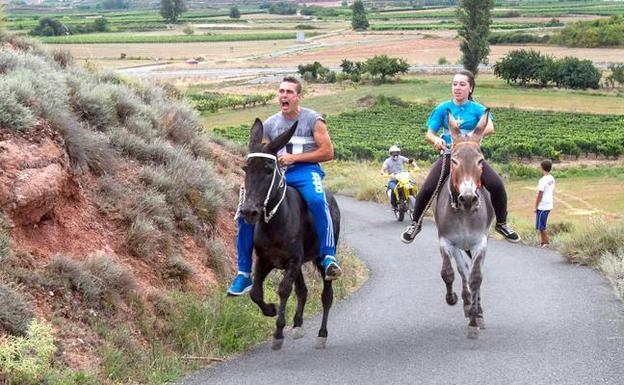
[446,292,458,306]
[315,337,327,349]
[264,304,277,317]
[476,317,485,329]
[272,338,284,350]
[467,326,479,339]
[292,327,305,340]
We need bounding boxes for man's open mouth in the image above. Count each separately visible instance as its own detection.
[281,101,289,108]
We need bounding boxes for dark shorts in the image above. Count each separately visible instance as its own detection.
[536,210,550,231]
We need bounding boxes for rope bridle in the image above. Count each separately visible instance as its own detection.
[448,140,482,210]
[246,152,287,223]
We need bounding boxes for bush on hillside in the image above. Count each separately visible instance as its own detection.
[494,49,601,89]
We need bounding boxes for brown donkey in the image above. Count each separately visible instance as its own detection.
[433,109,495,339]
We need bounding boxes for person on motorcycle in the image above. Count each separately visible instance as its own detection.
[381,145,414,209]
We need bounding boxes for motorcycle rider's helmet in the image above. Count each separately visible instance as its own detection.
[388,145,400,158]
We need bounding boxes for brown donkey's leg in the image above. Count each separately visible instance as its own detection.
[440,249,457,306]
[250,261,276,317]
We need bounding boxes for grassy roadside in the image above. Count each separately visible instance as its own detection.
[323,160,624,300]
[202,75,624,130]
[0,244,368,384]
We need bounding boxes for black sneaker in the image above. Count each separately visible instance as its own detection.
[401,222,422,244]
[495,223,521,243]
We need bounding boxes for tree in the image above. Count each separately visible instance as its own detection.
[342,0,348,7]
[363,55,409,81]
[30,17,68,36]
[229,6,240,19]
[351,0,369,31]
[160,0,186,23]
[93,17,110,32]
[457,0,495,75]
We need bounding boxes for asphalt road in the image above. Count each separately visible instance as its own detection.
[178,196,624,385]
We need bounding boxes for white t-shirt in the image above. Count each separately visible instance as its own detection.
[537,174,555,211]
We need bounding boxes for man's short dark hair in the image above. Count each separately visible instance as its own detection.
[282,76,302,94]
[541,159,552,172]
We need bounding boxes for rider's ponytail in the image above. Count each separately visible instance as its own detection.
[456,69,475,100]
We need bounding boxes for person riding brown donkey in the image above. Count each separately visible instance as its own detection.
[401,69,520,244]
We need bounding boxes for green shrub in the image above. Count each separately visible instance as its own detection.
[204,237,228,279]
[45,255,101,302]
[561,220,624,266]
[0,319,56,385]
[84,255,136,301]
[0,84,33,132]
[50,48,73,69]
[127,189,174,232]
[164,254,195,282]
[0,283,34,336]
[68,81,116,131]
[59,118,117,175]
[125,216,162,259]
[157,101,202,144]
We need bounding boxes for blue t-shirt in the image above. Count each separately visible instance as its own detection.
[426,100,493,153]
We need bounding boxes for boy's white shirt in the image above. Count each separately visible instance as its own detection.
[537,174,555,211]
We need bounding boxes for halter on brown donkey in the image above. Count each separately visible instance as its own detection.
[433,109,495,339]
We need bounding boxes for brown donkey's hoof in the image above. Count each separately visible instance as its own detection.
[467,326,479,339]
[446,292,458,306]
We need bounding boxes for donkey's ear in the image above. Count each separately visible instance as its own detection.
[447,109,461,138]
[249,118,264,149]
[267,121,298,154]
[472,108,490,139]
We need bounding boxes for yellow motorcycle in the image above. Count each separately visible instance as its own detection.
[387,171,417,222]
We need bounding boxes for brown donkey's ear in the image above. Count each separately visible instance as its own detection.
[249,118,264,150]
[472,108,490,140]
[447,109,461,142]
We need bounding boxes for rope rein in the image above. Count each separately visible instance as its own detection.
[412,149,448,226]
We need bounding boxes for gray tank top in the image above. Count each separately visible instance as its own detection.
[263,108,323,155]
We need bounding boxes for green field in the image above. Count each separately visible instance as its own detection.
[213,100,624,161]
[35,31,318,44]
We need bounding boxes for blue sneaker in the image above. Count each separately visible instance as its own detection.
[321,256,342,281]
[227,274,252,296]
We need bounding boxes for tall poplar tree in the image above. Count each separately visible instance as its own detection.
[351,0,369,31]
[161,0,187,23]
[457,0,495,75]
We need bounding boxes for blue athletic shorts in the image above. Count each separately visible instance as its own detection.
[536,210,550,231]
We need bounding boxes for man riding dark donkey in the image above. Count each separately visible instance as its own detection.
[228,76,342,297]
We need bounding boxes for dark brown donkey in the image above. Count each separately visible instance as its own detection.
[240,118,340,350]
[433,109,494,339]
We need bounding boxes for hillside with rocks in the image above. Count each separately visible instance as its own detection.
[0,31,250,383]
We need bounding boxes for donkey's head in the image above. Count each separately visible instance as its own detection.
[447,108,489,211]
[240,118,297,224]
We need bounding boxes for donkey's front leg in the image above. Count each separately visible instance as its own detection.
[272,265,299,350]
[440,246,457,306]
[467,248,486,339]
[250,261,276,317]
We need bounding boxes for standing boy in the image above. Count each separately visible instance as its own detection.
[535,159,555,248]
